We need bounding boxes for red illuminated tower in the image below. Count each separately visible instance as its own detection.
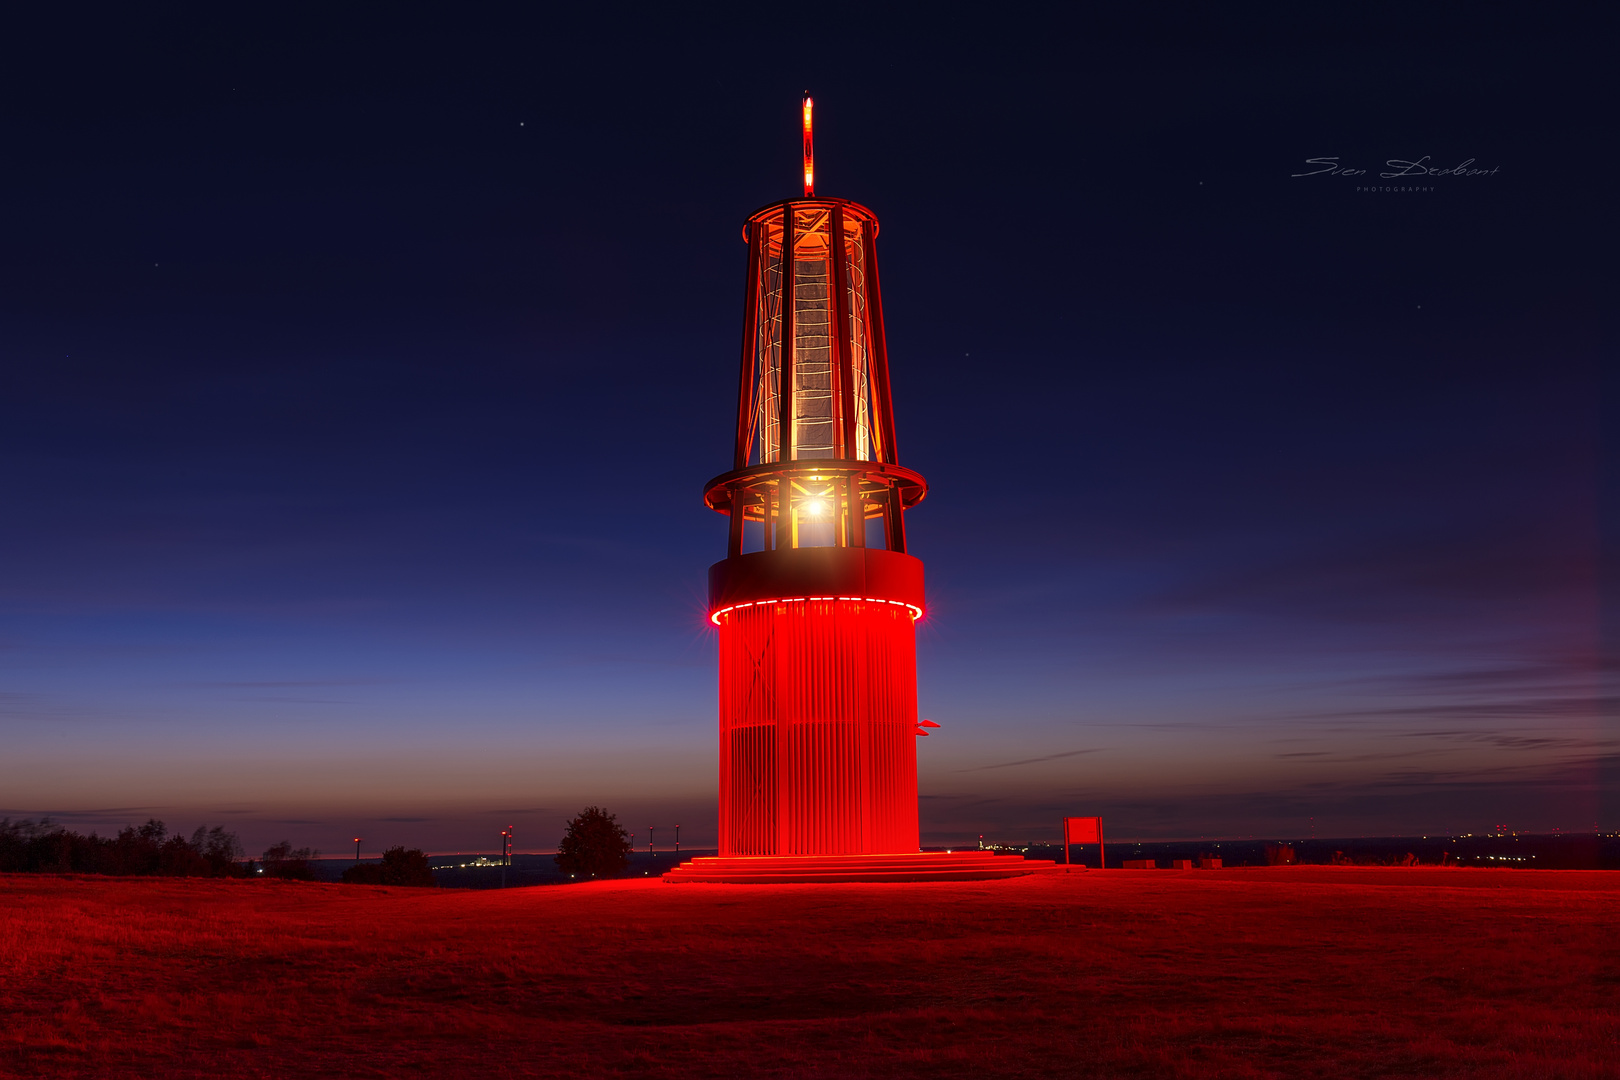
[667,100,1051,883]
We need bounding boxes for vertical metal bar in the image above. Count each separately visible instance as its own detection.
[727,488,745,557]
[778,476,793,550]
[830,206,857,461]
[761,486,774,551]
[846,473,863,547]
[825,215,845,462]
[834,473,846,548]
[718,636,727,855]
[779,205,796,463]
[734,221,762,470]
[857,616,872,853]
[863,225,899,464]
[882,489,907,554]
[776,603,791,855]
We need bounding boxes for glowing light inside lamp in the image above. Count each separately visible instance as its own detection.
[804,498,826,516]
[802,95,814,197]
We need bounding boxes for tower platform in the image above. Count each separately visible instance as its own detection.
[663,851,1065,884]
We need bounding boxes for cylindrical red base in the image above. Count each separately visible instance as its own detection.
[716,597,919,856]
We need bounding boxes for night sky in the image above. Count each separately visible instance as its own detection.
[1,6,1611,853]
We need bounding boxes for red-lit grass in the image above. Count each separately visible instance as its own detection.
[3,868,1617,1078]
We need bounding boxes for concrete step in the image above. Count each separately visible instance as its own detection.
[663,851,1061,884]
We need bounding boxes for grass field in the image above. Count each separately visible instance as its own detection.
[3,868,1617,1078]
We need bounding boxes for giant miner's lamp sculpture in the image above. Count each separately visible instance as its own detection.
[667,99,1052,883]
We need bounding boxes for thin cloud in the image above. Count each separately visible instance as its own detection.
[1297,695,1619,724]
[918,795,1011,810]
[229,696,358,704]
[0,806,164,818]
[183,680,387,689]
[958,748,1107,772]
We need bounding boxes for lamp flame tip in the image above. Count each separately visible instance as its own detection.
[801,94,815,197]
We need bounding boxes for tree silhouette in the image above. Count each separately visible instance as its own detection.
[341,846,436,887]
[260,841,319,880]
[554,806,631,879]
[192,826,244,876]
[0,817,249,877]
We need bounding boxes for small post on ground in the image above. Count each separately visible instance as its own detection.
[353,837,361,863]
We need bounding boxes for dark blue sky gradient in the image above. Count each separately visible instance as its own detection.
[0,5,1612,852]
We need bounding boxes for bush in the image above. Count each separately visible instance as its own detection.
[341,846,436,887]
[260,841,319,880]
[555,806,631,880]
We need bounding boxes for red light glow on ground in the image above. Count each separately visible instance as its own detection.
[3,869,1615,1077]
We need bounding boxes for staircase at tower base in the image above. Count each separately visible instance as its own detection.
[663,850,1063,884]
